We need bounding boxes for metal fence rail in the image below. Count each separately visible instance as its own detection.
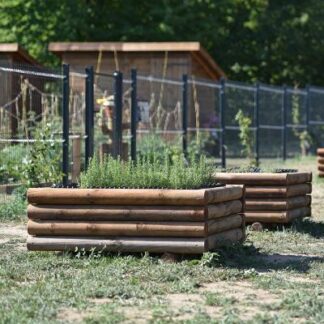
[2,62,324,190]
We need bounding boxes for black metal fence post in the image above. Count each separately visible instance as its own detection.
[62,64,70,186]
[219,78,226,168]
[254,82,260,165]
[305,84,310,134]
[130,69,137,161]
[113,71,123,157]
[282,86,288,160]
[85,66,94,169]
[182,74,188,158]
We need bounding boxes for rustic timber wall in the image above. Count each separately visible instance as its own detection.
[27,186,245,254]
[317,148,324,177]
[214,172,312,224]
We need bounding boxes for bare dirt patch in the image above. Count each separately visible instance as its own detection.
[201,281,280,304]
[122,307,152,324]
[0,223,26,238]
[57,308,86,323]
[0,238,9,244]
[200,281,280,320]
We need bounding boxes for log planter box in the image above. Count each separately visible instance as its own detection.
[317,148,324,177]
[27,186,245,254]
[214,172,312,225]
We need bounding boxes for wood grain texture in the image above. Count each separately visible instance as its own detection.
[27,200,243,221]
[245,184,312,198]
[27,186,243,206]
[245,195,311,211]
[245,207,311,223]
[214,172,312,185]
[207,228,244,249]
[27,220,207,237]
[207,214,243,235]
[27,235,206,253]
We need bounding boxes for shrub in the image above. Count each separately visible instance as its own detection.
[0,186,27,221]
[0,145,30,183]
[79,155,219,189]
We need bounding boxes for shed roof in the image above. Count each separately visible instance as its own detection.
[49,42,225,79]
[0,43,39,65]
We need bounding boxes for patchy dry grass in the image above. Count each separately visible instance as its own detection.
[0,156,323,323]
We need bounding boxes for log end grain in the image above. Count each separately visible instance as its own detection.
[207,228,244,250]
[317,148,324,156]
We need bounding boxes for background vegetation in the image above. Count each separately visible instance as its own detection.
[0,0,323,86]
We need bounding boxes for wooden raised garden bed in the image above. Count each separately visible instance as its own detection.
[27,186,245,254]
[214,172,312,224]
[317,148,324,177]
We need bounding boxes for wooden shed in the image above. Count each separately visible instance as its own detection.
[0,43,44,137]
[48,42,225,80]
[49,42,225,133]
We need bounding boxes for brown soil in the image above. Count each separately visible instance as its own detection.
[56,308,86,323]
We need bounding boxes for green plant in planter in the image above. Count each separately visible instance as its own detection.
[235,110,256,166]
[20,123,62,187]
[80,154,218,189]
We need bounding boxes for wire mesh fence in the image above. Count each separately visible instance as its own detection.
[0,63,64,201]
[187,77,221,162]
[2,62,324,196]
[92,71,115,160]
[69,70,86,183]
[135,74,183,160]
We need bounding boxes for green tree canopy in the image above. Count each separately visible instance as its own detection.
[0,0,323,86]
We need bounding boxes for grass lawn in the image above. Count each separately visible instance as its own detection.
[0,156,323,323]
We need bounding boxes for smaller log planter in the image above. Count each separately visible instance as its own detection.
[27,186,245,254]
[317,148,324,177]
[214,172,312,225]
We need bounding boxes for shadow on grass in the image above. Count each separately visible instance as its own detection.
[60,242,323,274]
[291,218,324,239]
[249,218,324,239]
[210,243,324,273]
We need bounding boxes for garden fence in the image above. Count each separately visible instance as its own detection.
[0,63,65,201]
[92,72,324,167]
[1,62,324,193]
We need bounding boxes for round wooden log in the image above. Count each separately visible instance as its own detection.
[27,220,207,237]
[27,200,243,222]
[319,171,324,178]
[214,172,312,186]
[245,184,312,198]
[28,204,206,221]
[318,165,324,172]
[245,195,311,211]
[207,214,243,235]
[27,186,243,206]
[317,148,324,156]
[207,200,243,220]
[207,228,244,249]
[245,207,311,223]
[27,235,206,253]
[317,157,324,164]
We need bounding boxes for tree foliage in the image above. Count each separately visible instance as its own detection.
[0,0,324,85]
